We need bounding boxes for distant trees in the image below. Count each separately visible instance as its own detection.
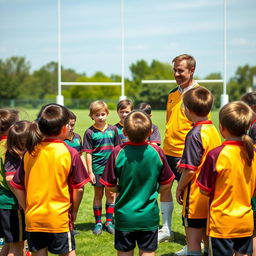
[0,56,255,109]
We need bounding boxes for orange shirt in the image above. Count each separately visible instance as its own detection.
[197,141,256,238]
[11,139,90,233]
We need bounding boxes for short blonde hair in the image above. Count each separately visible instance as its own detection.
[124,111,152,143]
[172,54,196,70]
[89,100,109,118]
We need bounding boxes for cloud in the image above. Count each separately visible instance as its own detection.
[231,38,255,47]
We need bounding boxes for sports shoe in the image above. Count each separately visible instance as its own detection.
[174,245,187,256]
[0,238,4,246]
[93,223,103,235]
[104,221,114,234]
[158,228,174,242]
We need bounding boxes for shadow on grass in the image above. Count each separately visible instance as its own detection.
[75,222,95,231]
[173,230,186,245]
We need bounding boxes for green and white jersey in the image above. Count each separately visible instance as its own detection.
[101,142,175,231]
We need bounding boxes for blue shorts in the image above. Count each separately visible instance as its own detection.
[115,229,158,252]
[27,231,75,254]
[209,236,253,256]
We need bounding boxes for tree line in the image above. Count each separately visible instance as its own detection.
[0,56,255,109]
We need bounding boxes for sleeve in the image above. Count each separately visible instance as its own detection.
[76,133,83,152]
[69,152,91,188]
[100,148,118,187]
[4,152,20,177]
[10,158,25,190]
[249,122,256,144]
[113,126,122,146]
[179,129,204,171]
[149,124,161,145]
[196,151,217,193]
[82,128,94,153]
[156,147,175,184]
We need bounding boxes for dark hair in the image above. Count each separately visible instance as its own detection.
[124,110,152,143]
[183,87,213,116]
[7,120,31,158]
[219,101,254,166]
[0,109,19,134]
[27,104,70,154]
[135,102,151,115]
[240,92,256,106]
[116,98,133,111]
[172,54,196,70]
[69,111,77,121]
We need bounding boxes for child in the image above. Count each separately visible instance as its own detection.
[11,103,90,256]
[197,101,256,256]
[175,87,221,256]
[241,92,256,256]
[83,100,121,235]
[115,98,133,144]
[135,102,161,145]
[4,120,31,256]
[64,111,83,153]
[0,108,19,255]
[100,110,175,256]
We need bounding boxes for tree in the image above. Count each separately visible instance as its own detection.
[0,56,30,99]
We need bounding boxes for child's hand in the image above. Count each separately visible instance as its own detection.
[176,188,183,205]
[90,173,96,184]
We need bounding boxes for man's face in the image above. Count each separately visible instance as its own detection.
[173,59,194,88]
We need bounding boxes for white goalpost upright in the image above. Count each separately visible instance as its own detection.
[56,0,126,106]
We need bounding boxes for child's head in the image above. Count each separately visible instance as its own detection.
[37,103,71,137]
[0,109,19,135]
[123,110,152,143]
[7,120,31,158]
[69,111,77,133]
[219,101,254,166]
[182,86,213,119]
[135,103,152,116]
[116,98,133,124]
[241,92,256,113]
[89,100,109,124]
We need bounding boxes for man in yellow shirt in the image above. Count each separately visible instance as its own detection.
[159,54,199,246]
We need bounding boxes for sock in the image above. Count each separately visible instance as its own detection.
[187,251,202,256]
[160,201,173,232]
[105,203,115,223]
[93,206,102,224]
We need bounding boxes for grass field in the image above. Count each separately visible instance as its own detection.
[16,108,220,256]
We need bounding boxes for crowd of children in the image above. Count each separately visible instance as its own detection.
[0,89,256,256]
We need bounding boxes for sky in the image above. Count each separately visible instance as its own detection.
[0,0,256,81]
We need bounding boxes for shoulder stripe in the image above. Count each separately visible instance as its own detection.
[169,87,178,94]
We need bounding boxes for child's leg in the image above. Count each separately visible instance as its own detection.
[139,250,155,256]
[7,241,24,256]
[117,250,134,256]
[185,227,203,255]
[31,248,48,256]
[105,189,115,234]
[59,250,76,256]
[93,186,104,223]
[202,228,209,256]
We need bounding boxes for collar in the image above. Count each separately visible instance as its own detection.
[178,81,198,94]
[0,135,7,141]
[193,120,213,127]
[223,140,243,146]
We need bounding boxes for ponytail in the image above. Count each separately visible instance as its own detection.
[26,121,43,155]
[242,134,254,166]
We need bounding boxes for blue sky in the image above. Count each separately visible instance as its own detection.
[0,0,255,81]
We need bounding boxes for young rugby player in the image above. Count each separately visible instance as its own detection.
[176,87,221,256]
[100,110,175,256]
[197,101,256,256]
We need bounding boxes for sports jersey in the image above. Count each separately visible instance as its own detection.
[114,122,128,144]
[179,120,221,219]
[64,132,82,152]
[197,140,256,238]
[82,124,121,175]
[149,124,161,145]
[163,84,200,157]
[0,136,17,209]
[11,139,90,233]
[100,142,175,232]
[249,120,256,144]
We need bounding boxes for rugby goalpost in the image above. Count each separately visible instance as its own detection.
[56,0,229,107]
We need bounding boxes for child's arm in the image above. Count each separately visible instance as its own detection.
[71,187,84,222]
[85,153,96,184]
[176,168,195,205]
[158,180,173,193]
[10,185,26,210]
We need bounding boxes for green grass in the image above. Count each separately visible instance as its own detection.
[17,108,220,255]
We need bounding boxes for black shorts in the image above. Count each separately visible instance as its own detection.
[182,217,207,228]
[0,208,25,243]
[209,236,253,256]
[166,155,181,181]
[115,229,158,252]
[27,231,75,254]
[92,174,104,188]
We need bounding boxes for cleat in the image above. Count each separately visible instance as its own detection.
[93,223,103,235]
[158,228,174,243]
[104,221,114,234]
